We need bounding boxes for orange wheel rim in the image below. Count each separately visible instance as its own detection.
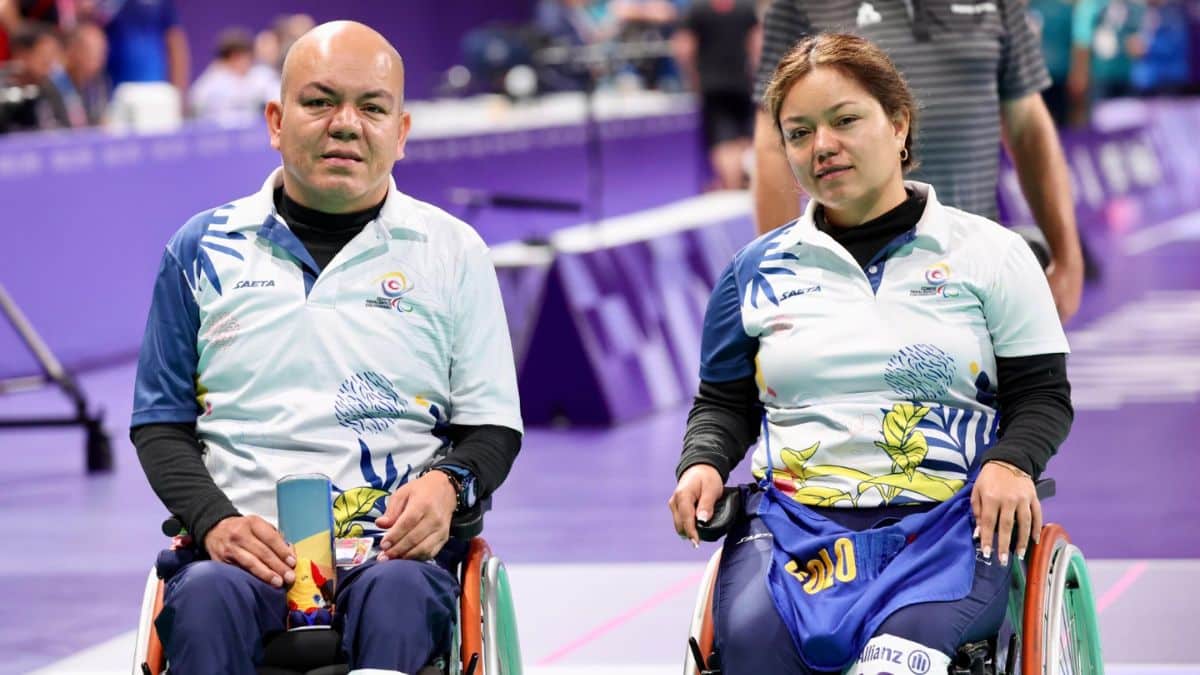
[145,579,166,674]
[697,550,722,675]
[461,538,491,674]
[1021,523,1069,675]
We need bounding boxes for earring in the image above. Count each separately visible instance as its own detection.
[899,147,909,162]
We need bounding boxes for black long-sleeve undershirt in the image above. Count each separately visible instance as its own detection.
[677,353,1072,483]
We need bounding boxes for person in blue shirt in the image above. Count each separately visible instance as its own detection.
[93,0,189,94]
[669,33,1073,674]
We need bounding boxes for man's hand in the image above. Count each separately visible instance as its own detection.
[669,464,725,547]
[375,470,457,561]
[204,515,296,588]
[971,461,1042,566]
[1046,253,1084,322]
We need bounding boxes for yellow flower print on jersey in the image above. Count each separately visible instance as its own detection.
[757,442,873,507]
[875,403,931,478]
[864,403,965,503]
[332,486,389,538]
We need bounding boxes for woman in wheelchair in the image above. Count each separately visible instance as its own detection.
[668,33,1074,675]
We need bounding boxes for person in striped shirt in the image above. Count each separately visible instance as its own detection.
[750,0,1085,321]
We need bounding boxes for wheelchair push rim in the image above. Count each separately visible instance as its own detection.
[1019,524,1104,675]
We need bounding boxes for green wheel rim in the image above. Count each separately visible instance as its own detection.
[495,563,524,674]
[1063,548,1104,675]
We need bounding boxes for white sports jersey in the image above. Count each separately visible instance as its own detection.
[699,182,1068,507]
[132,169,522,536]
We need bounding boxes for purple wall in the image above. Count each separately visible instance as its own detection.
[176,0,534,101]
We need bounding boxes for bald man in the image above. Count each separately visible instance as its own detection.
[131,21,523,674]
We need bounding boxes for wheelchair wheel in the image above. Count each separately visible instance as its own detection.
[132,567,165,675]
[1017,524,1104,675]
[682,549,722,675]
[460,538,523,675]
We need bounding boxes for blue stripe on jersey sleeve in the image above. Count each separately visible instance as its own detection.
[131,249,202,427]
[699,260,757,382]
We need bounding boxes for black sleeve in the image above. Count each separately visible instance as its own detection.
[982,353,1073,478]
[132,422,240,549]
[676,375,763,482]
[438,424,522,499]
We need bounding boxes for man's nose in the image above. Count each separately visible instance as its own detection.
[328,104,360,138]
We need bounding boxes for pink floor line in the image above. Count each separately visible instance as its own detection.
[536,568,708,666]
[1096,560,1149,614]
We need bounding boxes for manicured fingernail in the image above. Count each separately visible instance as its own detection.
[376,553,387,562]
[271,575,282,587]
[1000,553,1009,566]
[692,539,699,549]
[972,526,980,540]
[982,546,992,560]
[284,571,295,584]
[697,510,711,522]
[1018,550,1026,562]
[379,540,391,550]
[286,556,296,567]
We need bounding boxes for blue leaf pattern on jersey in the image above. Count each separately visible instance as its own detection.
[334,371,408,434]
[185,209,246,295]
[884,344,955,400]
[750,246,800,308]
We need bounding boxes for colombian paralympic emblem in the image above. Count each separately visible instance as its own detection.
[924,263,959,298]
[366,272,415,313]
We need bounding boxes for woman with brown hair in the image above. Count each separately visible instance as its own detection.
[669,33,1072,673]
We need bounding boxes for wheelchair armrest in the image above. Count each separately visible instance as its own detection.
[696,488,742,543]
[449,497,490,541]
[1035,478,1055,501]
[162,516,184,537]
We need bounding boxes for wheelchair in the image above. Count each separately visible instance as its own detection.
[132,503,523,675]
[682,479,1105,675]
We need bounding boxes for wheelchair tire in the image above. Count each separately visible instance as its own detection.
[1019,524,1105,675]
[483,556,524,675]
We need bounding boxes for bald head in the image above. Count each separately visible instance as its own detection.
[266,19,413,213]
[280,21,405,106]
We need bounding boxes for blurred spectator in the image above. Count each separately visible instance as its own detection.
[1130,0,1192,94]
[0,0,19,61]
[253,26,278,72]
[1069,0,1145,121]
[0,21,70,131]
[190,27,277,125]
[611,0,682,89]
[1030,0,1076,125]
[94,0,188,95]
[59,19,107,124]
[269,12,313,70]
[533,0,617,91]
[536,0,615,47]
[672,0,760,189]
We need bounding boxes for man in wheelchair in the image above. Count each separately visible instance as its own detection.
[668,34,1075,675]
[130,20,523,675]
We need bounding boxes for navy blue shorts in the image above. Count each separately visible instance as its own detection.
[155,539,465,675]
[712,492,1012,674]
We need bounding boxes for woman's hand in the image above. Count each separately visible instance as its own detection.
[669,464,725,547]
[971,460,1042,565]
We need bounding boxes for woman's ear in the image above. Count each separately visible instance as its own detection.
[892,109,910,146]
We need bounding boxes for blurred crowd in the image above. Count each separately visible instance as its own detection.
[0,0,313,134]
[1,0,1198,150]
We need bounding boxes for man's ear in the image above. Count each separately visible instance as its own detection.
[265,100,283,151]
[395,110,412,160]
